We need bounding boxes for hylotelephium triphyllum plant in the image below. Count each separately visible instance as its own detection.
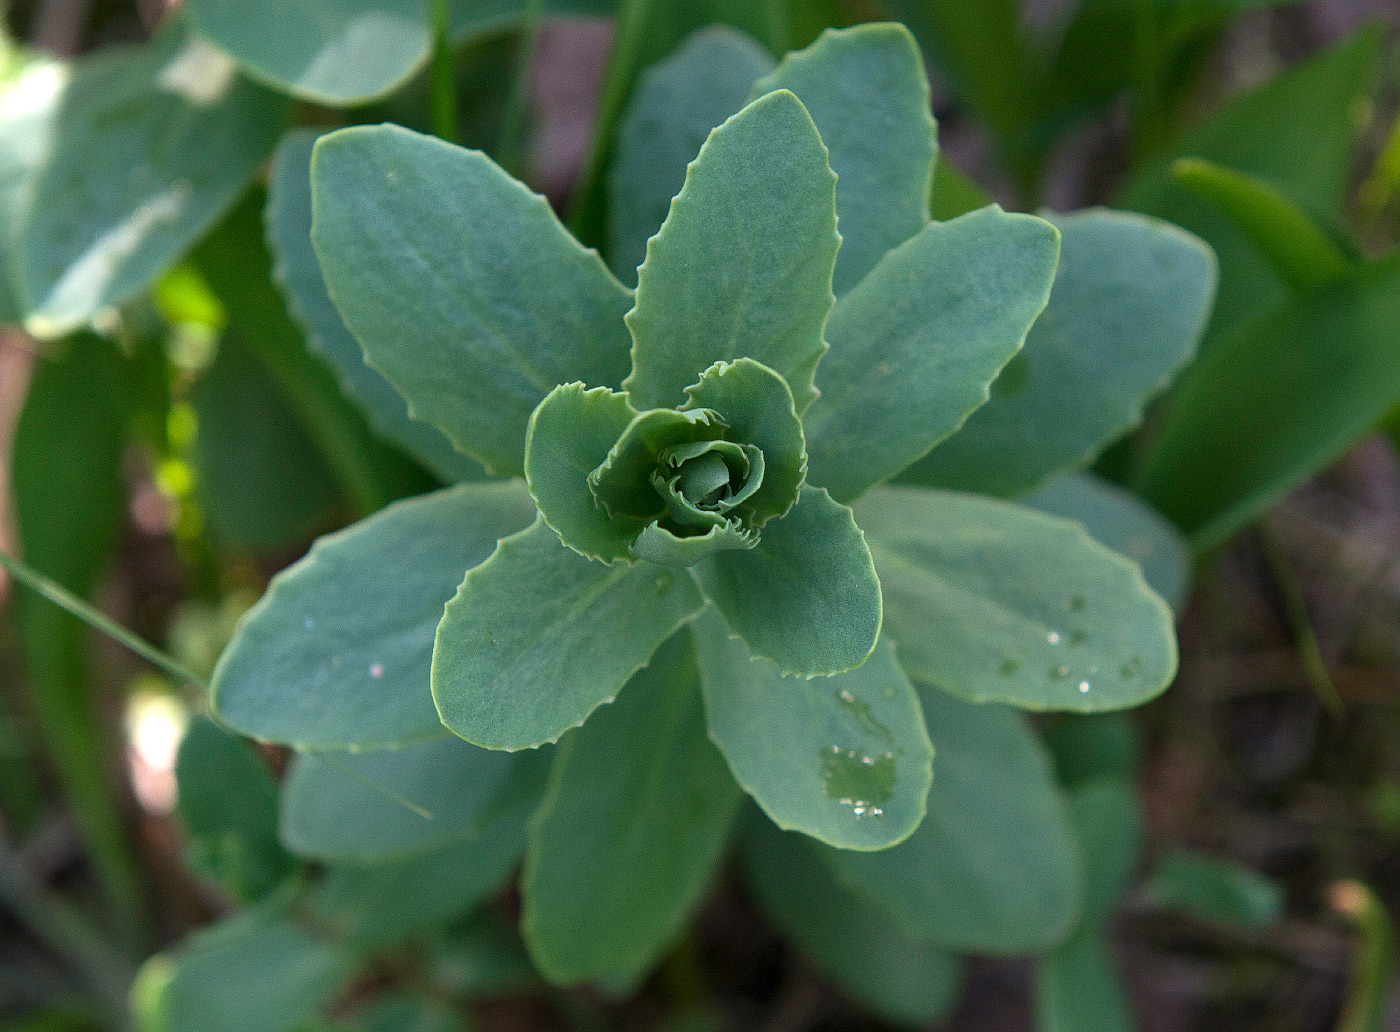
[212,22,1213,985]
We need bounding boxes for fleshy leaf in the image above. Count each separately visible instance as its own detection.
[280,734,549,863]
[826,684,1081,953]
[1022,473,1192,614]
[211,483,536,751]
[19,24,288,336]
[804,206,1059,503]
[266,130,484,483]
[525,383,639,562]
[588,407,722,524]
[630,519,758,568]
[608,27,775,283]
[751,23,936,296]
[432,519,707,750]
[857,487,1177,712]
[623,89,839,414]
[521,631,742,985]
[682,358,806,524]
[902,209,1216,498]
[310,124,634,477]
[743,817,962,1027]
[694,487,881,678]
[692,609,930,851]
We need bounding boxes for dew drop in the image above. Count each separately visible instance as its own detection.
[1078,680,1090,693]
[303,618,316,631]
[653,571,673,593]
[369,663,384,679]
[1069,629,1088,646]
[1047,631,1062,645]
[1049,664,1070,680]
[1120,664,1137,680]
[999,659,1021,676]
[819,745,894,817]
[1069,595,1087,611]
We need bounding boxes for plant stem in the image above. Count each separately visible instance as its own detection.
[565,0,653,247]
[1256,525,1344,718]
[495,0,546,178]
[0,552,207,691]
[1330,880,1397,1032]
[429,0,459,144]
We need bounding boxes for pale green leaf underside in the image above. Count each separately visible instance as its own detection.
[266,130,484,483]
[1021,473,1193,614]
[624,89,838,415]
[751,23,936,296]
[695,487,881,678]
[826,684,1081,953]
[279,733,550,863]
[311,124,633,477]
[432,519,706,750]
[742,818,962,1027]
[211,483,536,751]
[607,27,775,284]
[19,24,288,336]
[857,486,1177,712]
[522,631,742,985]
[903,208,1216,498]
[804,205,1060,503]
[692,609,931,851]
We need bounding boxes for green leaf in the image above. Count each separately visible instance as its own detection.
[623,89,838,414]
[1172,158,1352,290]
[310,124,634,477]
[521,631,742,984]
[174,717,295,903]
[191,336,343,551]
[694,487,881,677]
[279,733,549,862]
[432,519,706,750]
[1134,255,1400,548]
[1118,27,1381,353]
[742,817,962,1027]
[133,904,353,1032]
[266,130,485,483]
[929,154,992,220]
[630,518,758,568]
[804,205,1059,503]
[1144,849,1283,929]
[1042,713,1143,790]
[353,994,467,1032]
[1066,779,1142,927]
[0,49,63,324]
[858,486,1177,712]
[18,23,288,336]
[311,814,530,952]
[211,482,537,751]
[607,28,775,284]
[683,358,806,524]
[826,683,1080,953]
[902,209,1215,498]
[525,383,639,562]
[1021,473,1193,615]
[751,24,935,296]
[691,609,931,851]
[185,0,429,106]
[1033,932,1134,1032]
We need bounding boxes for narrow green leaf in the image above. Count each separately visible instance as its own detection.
[280,733,550,862]
[607,27,775,284]
[212,482,537,751]
[186,0,429,105]
[1144,849,1283,930]
[1021,473,1193,614]
[742,817,962,1027]
[432,519,706,750]
[1033,932,1134,1032]
[1172,158,1352,290]
[133,905,353,1032]
[751,23,936,295]
[623,89,838,413]
[858,486,1177,712]
[1134,255,1400,548]
[1118,27,1381,352]
[19,24,288,336]
[695,487,881,678]
[805,205,1059,503]
[1066,779,1142,927]
[691,609,931,851]
[525,383,639,562]
[310,124,634,477]
[174,717,295,903]
[266,130,485,483]
[683,358,806,524]
[826,683,1080,953]
[902,209,1215,498]
[521,631,742,984]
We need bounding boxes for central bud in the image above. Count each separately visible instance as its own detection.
[653,440,766,530]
